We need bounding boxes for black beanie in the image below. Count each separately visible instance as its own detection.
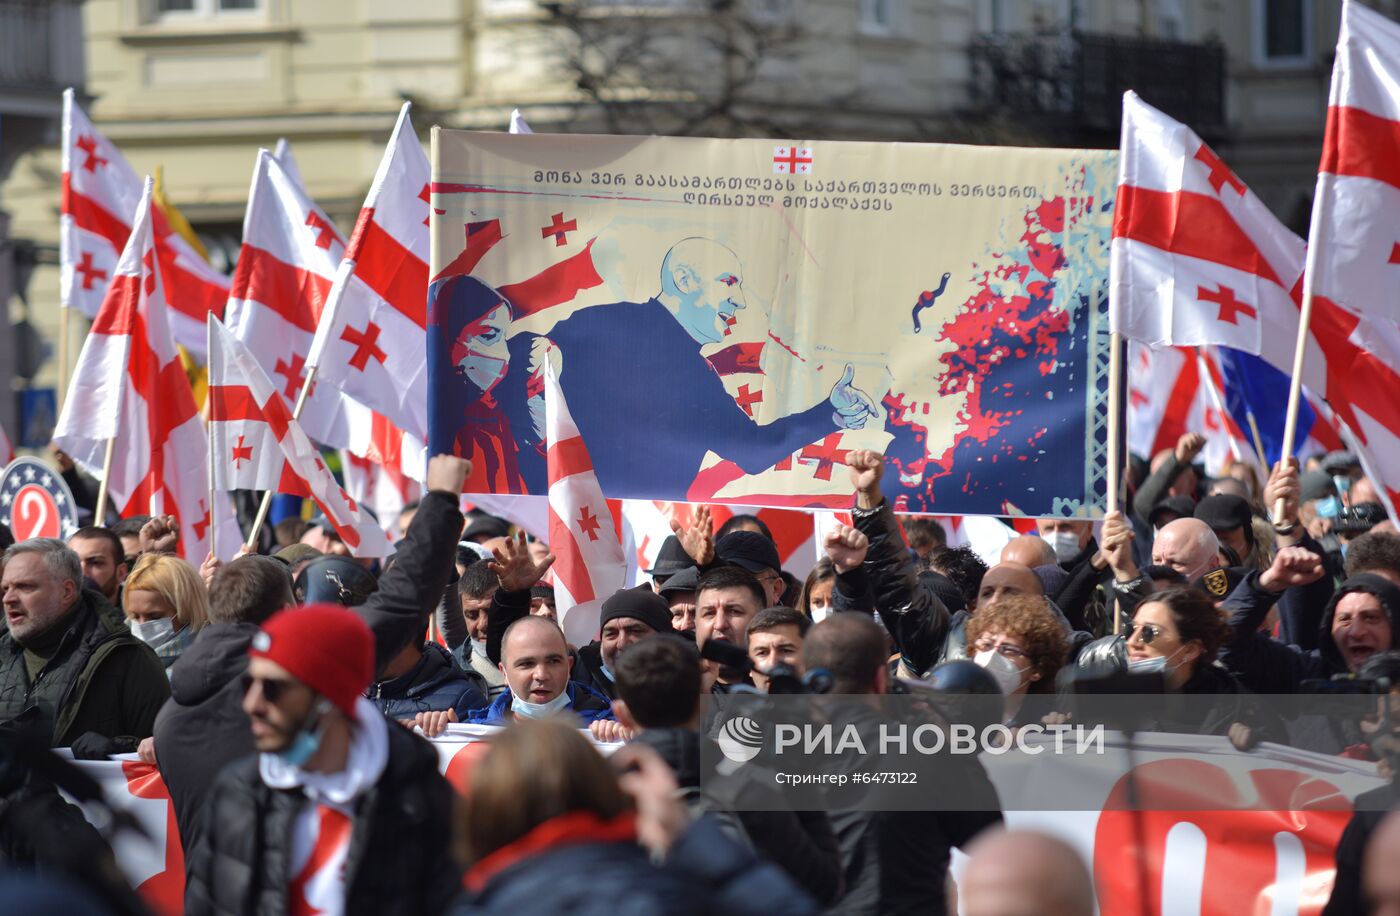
[599,586,674,634]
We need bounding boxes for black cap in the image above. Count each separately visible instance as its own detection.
[657,566,700,596]
[715,530,781,574]
[599,587,673,633]
[1148,495,1196,529]
[1321,451,1361,476]
[646,535,695,576]
[1193,566,1249,600]
[462,514,510,543]
[1194,494,1253,532]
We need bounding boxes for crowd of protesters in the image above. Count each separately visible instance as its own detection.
[2,434,1400,914]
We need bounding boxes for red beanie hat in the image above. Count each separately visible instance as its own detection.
[249,604,374,717]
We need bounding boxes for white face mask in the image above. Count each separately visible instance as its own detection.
[974,649,1026,696]
[470,638,489,661]
[129,617,176,649]
[810,604,833,624]
[510,687,572,720]
[1047,531,1081,564]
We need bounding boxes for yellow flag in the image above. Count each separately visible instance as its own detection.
[153,165,211,408]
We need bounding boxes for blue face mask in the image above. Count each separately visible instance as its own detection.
[510,688,572,720]
[599,662,615,682]
[277,700,331,768]
[1316,496,1343,520]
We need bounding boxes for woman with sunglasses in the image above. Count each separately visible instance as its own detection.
[965,594,1069,726]
[1125,587,1281,744]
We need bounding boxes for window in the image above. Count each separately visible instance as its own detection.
[156,0,261,19]
[1253,0,1311,67]
[858,0,894,35]
[1156,0,1186,41]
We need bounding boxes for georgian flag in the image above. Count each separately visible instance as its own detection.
[545,358,626,645]
[306,103,430,448]
[222,149,426,481]
[207,315,392,558]
[341,449,421,540]
[1125,342,1257,477]
[1110,91,1326,393]
[54,178,234,562]
[60,89,229,360]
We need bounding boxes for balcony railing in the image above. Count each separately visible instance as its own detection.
[0,0,85,96]
[968,30,1226,141]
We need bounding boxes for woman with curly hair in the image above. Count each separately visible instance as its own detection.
[965,594,1069,725]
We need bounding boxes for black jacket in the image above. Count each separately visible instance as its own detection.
[453,815,818,916]
[184,721,459,916]
[833,499,950,677]
[0,588,168,747]
[1323,781,1400,916]
[153,490,464,856]
[369,642,488,721]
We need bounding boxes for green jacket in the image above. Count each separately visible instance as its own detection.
[0,589,169,746]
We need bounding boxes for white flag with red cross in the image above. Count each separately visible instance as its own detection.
[1295,0,1400,519]
[1109,91,1326,393]
[222,148,426,481]
[306,103,431,452]
[545,359,626,645]
[341,449,421,540]
[207,315,392,558]
[61,89,229,360]
[772,146,814,175]
[53,178,233,561]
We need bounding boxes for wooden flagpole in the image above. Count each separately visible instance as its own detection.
[1275,178,1332,523]
[1106,331,1123,636]
[57,307,71,413]
[93,435,116,527]
[206,316,217,561]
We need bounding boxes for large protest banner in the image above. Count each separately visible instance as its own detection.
[83,732,1379,915]
[427,133,1116,517]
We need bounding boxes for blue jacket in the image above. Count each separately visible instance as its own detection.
[369,643,488,721]
[466,679,614,726]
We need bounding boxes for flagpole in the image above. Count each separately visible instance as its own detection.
[244,364,319,551]
[57,307,71,413]
[93,435,117,527]
[1245,410,1270,470]
[206,315,217,561]
[1276,177,1332,524]
[1106,331,1123,636]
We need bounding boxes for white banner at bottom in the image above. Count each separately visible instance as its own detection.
[76,729,1383,916]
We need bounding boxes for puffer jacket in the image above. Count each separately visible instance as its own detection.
[154,489,464,857]
[465,679,614,726]
[832,499,950,677]
[0,588,168,748]
[184,722,459,916]
[453,812,818,916]
[369,642,488,721]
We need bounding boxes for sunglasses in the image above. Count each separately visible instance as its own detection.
[1129,622,1170,645]
[240,673,300,704]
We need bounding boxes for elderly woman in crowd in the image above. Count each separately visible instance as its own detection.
[121,552,208,670]
[965,594,1069,726]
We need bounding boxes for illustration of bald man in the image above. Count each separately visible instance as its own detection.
[539,237,877,497]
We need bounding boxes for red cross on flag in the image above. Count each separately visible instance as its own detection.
[1309,1,1400,326]
[53,178,237,562]
[773,146,814,175]
[340,449,422,540]
[305,104,431,453]
[222,149,426,484]
[60,90,230,360]
[207,315,393,558]
[1109,91,1326,392]
[545,360,625,645]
